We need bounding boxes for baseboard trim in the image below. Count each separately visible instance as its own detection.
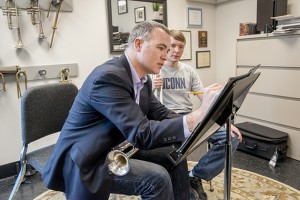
[0,161,18,180]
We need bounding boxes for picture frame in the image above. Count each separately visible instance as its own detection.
[187,7,202,28]
[198,31,208,48]
[196,51,210,68]
[117,0,128,15]
[180,30,192,60]
[134,6,146,23]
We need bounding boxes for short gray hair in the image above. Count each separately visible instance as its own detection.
[127,21,170,48]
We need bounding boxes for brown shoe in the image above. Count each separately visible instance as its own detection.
[190,177,208,200]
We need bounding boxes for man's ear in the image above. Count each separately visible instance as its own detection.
[134,38,143,52]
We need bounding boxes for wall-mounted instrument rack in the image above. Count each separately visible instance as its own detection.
[0,0,73,12]
[21,63,78,81]
[0,63,78,98]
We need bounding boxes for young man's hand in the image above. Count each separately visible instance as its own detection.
[152,74,163,90]
[187,83,223,132]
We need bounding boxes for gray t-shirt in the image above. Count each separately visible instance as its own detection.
[154,62,204,114]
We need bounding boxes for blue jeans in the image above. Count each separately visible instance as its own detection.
[110,146,190,200]
[191,126,239,181]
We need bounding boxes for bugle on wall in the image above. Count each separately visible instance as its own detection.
[2,0,24,48]
[27,0,45,39]
[107,140,139,176]
[47,0,64,48]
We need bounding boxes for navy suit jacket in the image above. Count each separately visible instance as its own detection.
[42,54,186,199]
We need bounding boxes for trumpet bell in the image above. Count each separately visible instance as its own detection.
[107,150,130,176]
[16,39,24,49]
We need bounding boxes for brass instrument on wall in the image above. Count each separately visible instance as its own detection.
[2,0,24,48]
[107,140,139,176]
[59,68,71,82]
[47,0,64,48]
[0,73,6,92]
[27,0,45,39]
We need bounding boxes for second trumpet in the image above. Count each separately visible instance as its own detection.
[27,0,45,39]
[2,0,24,48]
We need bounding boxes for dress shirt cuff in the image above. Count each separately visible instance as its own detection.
[183,115,191,138]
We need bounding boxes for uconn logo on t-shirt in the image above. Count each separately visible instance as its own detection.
[163,77,186,89]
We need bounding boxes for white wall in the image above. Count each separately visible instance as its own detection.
[0,0,109,165]
[215,0,257,84]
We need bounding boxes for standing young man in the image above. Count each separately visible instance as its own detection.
[152,30,242,200]
[42,22,223,200]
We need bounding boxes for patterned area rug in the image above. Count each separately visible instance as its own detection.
[34,161,300,200]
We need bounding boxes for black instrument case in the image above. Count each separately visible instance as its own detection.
[235,122,288,160]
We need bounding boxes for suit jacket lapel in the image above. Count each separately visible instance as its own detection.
[118,54,150,115]
[119,54,132,82]
[118,54,136,101]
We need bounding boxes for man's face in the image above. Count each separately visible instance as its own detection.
[167,36,185,62]
[137,28,170,75]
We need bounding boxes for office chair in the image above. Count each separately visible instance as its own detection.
[8,83,78,200]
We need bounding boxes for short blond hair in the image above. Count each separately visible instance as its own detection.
[169,30,186,44]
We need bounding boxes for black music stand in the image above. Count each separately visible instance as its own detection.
[168,65,261,200]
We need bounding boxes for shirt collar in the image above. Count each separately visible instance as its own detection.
[125,53,148,84]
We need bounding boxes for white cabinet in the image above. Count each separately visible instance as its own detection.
[236,33,300,161]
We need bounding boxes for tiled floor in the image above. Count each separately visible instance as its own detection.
[1,151,299,200]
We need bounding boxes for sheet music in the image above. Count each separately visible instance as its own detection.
[205,87,224,114]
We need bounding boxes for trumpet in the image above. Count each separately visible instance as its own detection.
[107,140,139,176]
[2,0,24,48]
[27,0,45,39]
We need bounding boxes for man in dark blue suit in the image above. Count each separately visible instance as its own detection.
[42,21,223,200]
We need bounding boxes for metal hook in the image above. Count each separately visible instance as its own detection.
[59,68,71,83]
[16,70,28,98]
[38,69,47,76]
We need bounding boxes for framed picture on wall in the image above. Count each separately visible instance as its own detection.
[198,31,208,48]
[180,30,192,60]
[117,0,128,15]
[134,6,146,23]
[187,7,202,28]
[196,51,210,68]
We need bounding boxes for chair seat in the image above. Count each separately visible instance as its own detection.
[27,144,55,173]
